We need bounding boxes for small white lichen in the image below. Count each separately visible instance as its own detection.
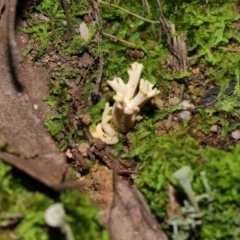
[231,130,240,140]
[44,203,65,228]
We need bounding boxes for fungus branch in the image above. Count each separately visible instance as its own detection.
[90,62,160,144]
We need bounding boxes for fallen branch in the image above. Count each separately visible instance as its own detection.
[8,0,23,63]
[61,0,71,41]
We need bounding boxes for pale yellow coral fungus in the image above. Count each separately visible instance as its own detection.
[90,62,160,144]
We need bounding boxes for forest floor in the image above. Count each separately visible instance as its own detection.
[1,1,240,240]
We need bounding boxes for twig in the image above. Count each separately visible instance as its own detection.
[141,0,150,16]
[218,47,240,52]
[102,31,142,49]
[99,0,160,24]
[88,0,104,103]
[61,0,71,41]
[102,31,157,55]
[91,53,104,101]
[8,0,23,63]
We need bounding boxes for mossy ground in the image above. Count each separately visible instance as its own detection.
[1,0,240,239]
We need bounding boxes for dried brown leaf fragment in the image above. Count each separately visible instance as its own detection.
[109,171,168,240]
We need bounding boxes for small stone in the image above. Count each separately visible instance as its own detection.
[173,116,178,121]
[152,96,164,109]
[210,125,218,133]
[169,96,180,106]
[79,22,89,41]
[171,121,181,131]
[78,142,90,157]
[122,146,129,152]
[192,128,205,138]
[37,13,50,22]
[103,87,110,93]
[192,68,200,75]
[75,171,81,178]
[81,114,91,125]
[231,130,240,140]
[179,100,195,110]
[130,174,138,180]
[178,110,191,121]
[65,148,73,158]
[33,104,38,110]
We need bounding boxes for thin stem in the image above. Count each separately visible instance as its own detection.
[102,31,142,49]
[99,0,160,24]
[218,47,240,52]
[62,222,75,240]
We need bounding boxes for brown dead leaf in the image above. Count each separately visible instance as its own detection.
[0,3,66,188]
[166,183,181,219]
[109,171,168,240]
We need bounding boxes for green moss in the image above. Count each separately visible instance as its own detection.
[61,191,109,240]
[125,130,203,219]
[17,0,240,238]
[0,160,109,240]
[129,130,240,239]
[44,74,72,148]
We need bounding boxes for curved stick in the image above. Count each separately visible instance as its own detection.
[8,0,23,63]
